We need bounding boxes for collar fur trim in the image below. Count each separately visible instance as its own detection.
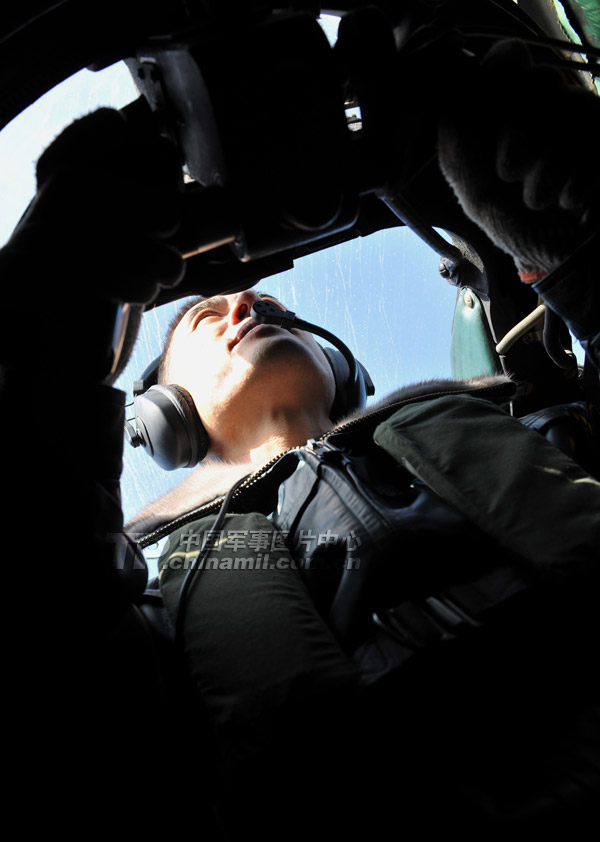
[125,374,513,537]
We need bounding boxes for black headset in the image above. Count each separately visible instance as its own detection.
[126,300,375,470]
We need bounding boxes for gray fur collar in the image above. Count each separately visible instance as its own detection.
[125,374,513,538]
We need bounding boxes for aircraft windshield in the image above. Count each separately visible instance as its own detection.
[0,19,459,543]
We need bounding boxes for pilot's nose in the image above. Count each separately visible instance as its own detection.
[231,290,260,324]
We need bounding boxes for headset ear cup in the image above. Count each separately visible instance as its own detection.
[323,347,351,421]
[322,347,371,422]
[170,384,210,465]
[133,384,209,470]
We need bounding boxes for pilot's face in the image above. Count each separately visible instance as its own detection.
[166,289,335,444]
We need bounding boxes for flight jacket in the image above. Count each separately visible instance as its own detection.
[122,373,600,774]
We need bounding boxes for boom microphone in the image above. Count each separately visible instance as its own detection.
[250,299,360,390]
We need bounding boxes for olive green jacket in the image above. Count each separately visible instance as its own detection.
[138,376,599,754]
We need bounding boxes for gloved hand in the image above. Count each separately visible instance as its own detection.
[5,105,185,302]
[0,105,186,377]
[437,39,600,283]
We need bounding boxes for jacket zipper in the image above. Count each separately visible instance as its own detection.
[137,380,510,549]
[304,437,397,533]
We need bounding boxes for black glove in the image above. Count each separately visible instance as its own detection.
[0,106,186,377]
[9,106,185,302]
[437,39,600,282]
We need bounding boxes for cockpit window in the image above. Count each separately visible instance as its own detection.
[117,230,459,522]
[0,25,459,528]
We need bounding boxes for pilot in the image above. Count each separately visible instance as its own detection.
[124,283,600,841]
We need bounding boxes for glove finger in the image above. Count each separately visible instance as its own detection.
[480,38,534,78]
[36,109,129,185]
[559,170,596,212]
[33,166,183,242]
[496,124,541,183]
[522,126,598,214]
[36,107,184,181]
[90,235,186,303]
[481,38,567,99]
[99,134,185,195]
[36,111,185,238]
[9,208,185,305]
[99,172,184,239]
[521,152,571,211]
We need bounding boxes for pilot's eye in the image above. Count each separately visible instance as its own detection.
[259,295,286,311]
[191,308,222,329]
